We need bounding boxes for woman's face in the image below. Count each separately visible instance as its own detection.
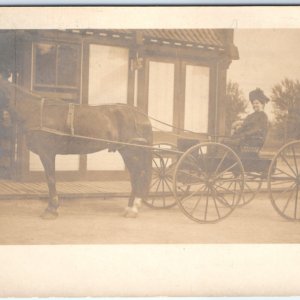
[252,99,264,112]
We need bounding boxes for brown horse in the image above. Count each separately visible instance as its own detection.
[0,78,153,219]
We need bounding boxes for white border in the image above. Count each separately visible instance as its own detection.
[1,6,300,296]
[1,244,300,296]
[0,6,299,29]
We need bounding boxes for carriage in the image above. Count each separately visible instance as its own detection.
[146,129,300,224]
[2,79,300,223]
[144,115,300,223]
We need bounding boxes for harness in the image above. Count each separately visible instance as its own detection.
[8,82,206,154]
[38,99,75,135]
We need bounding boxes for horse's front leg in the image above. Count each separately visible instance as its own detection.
[39,152,59,219]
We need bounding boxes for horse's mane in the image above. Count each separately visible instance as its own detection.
[0,78,43,101]
[0,79,72,106]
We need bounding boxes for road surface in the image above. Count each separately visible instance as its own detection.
[0,192,300,244]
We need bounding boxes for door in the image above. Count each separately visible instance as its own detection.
[145,59,210,142]
[183,63,210,134]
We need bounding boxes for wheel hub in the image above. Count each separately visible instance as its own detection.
[158,171,166,179]
[206,177,215,187]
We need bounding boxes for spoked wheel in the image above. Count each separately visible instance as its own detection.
[237,172,263,206]
[143,143,179,209]
[173,142,244,223]
[268,140,300,221]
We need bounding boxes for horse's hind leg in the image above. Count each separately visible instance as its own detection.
[38,152,59,219]
[119,149,140,217]
[120,148,152,218]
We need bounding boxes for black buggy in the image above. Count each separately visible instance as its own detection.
[144,135,300,224]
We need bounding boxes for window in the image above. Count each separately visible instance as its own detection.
[33,42,81,101]
[184,65,210,133]
[148,61,175,131]
[88,44,129,104]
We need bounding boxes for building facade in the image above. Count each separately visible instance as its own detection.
[0,29,239,181]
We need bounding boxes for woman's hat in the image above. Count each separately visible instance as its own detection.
[249,88,269,104]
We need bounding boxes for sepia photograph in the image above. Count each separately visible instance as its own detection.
[1,6,300,297]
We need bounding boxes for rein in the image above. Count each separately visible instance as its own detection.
[10,81,202,136]
[28,127,186,156]
[10,83,215,146]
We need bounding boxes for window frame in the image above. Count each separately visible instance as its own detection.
[32,41,81,95]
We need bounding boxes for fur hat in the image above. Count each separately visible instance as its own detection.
[249,88,269,104]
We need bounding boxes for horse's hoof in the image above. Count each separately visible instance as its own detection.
[134,198,142,208]
[40,210,58,220]
[123,206,138,218]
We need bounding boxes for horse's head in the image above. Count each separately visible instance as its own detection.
[0,78,19,123]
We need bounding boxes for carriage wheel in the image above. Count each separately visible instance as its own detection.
[237,172,263,207]
[268,140,300,221]
[173,142,244,223]
[143,143,179,209]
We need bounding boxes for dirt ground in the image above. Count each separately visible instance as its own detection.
[0,192,300,244]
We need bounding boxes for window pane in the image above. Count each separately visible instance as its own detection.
[87,151,125,171]
[148,61,174,131]
[29,152,79,171]
[57,44,80,87]
[88,44,128,104]
[35,43,56,85]
[184,65,210,133]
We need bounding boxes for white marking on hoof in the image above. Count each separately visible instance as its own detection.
[134,198,142,208]
[40,209,58,220]
[123,206,139,218]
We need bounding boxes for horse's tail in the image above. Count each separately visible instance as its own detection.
[129,108,153,197]
[113,105,153,198]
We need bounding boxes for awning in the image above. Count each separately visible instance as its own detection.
[64,29,238,58]
[110,29,226,48]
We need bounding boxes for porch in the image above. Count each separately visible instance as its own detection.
[0,180,131,200]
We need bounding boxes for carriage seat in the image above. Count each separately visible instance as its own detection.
[239,137,265,158]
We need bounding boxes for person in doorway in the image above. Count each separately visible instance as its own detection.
[223,88,269,152]
[0,68,13,178]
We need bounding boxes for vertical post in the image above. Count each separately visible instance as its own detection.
[212,58,231,139]
[136,55,149,113]
[79,38,90,179]
[208,64,217,139]
[127,48,136,106]
[134,31,149,114]
[174,58,184,133]
[15,38,32,181]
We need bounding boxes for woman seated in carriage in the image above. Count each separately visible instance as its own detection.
[224,88,270,156]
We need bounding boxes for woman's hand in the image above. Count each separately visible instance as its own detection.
[231,120,243,134]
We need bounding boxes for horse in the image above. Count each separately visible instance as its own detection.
[0,78,153,219]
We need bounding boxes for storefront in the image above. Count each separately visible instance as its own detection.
[0,29,239,181]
